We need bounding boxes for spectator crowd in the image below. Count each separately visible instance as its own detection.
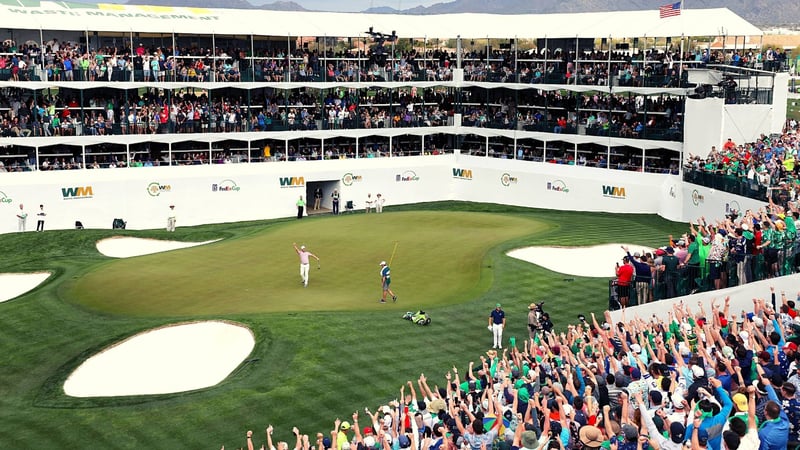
[684,120,800,203]
[235,288,800,450]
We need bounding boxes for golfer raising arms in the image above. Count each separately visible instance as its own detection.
[378,261,397,303]
[293,242,319,288]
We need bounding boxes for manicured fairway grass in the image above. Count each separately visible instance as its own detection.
[0,202,683,449]
[68,211,547,316]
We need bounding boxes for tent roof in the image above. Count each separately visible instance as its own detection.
[1,2,762,40]
[1,127,682,152]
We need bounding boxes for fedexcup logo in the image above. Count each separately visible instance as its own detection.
[0,191,12,204]
[212,179,241,192]
[546,180,569,193]
[500,173,518,186]
[342,173,363,186]
[691,189,704,206]
[147,182,172,197]
[396,170,420,182]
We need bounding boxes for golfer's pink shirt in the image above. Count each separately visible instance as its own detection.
[298,250,311,264]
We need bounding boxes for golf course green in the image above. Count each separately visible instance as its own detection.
[68,211,548,316]
[0,202,682,449]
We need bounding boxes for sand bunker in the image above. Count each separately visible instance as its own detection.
[64,321,255,397]
[0,272,51,303]
[96,237,220,258]
[507,243,656,278]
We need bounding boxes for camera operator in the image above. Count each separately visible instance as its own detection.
[527,303,540,339]
[718,75,737,104]
[527,302,553,339]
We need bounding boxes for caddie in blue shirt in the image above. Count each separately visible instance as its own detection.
[379,261,397,304]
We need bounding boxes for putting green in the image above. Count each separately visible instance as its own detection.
[67,211,548,316]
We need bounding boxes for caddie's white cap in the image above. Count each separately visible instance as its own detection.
[379,261,386,266]
[300,245,306,249]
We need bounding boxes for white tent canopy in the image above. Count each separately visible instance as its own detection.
[0,126,683,152]
[1,2,763,40]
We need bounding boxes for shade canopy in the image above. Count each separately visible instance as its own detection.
[1,2,763,40]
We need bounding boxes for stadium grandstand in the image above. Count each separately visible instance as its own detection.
[0,1,790,232]
[6,4,800,450]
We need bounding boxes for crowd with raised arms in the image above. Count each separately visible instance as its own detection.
[232,287,800,450]
[611,182,800,306]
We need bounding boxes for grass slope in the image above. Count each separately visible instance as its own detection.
[0,202,683,449]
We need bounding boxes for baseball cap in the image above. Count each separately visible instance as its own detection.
[398,436,411,449]
[521,431,538,449]
[630,343,642,354]
[301,245,306,249]
[496,303,501,308]
[739,331,750,341]
[341,421,351,431]
[696,428,709,445]
[633,252,641,258]
[622,424,638,441]
[691,365,705,379]
[669,422,686,443]
[785,342,798,352]
[379,261,386,266]
[732,393,748,411]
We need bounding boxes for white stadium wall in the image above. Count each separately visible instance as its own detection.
[684,97,724,160]
[684,90,784,162]
[679,182,767,223]
[450,155,665,214]
[0,153,769,234]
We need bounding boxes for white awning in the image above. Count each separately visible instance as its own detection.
[0,2,763,40]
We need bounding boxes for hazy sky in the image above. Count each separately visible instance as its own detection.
[253,1,446,12]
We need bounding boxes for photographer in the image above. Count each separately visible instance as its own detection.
[528,302,554,339]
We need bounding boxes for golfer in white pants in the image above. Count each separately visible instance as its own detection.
[293,242,319,287]
[488,303,506,349]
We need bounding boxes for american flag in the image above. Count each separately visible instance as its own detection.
[659,1,682,18]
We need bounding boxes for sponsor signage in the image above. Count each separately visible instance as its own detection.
[212,179,241,192]
[62,186,93,200]
[546,180,569,193]
[500,173,518,186]
[278,176,305,188]
[602,185,626,199]
[452,168,473,180]
[341,173,362,186]
[0,191,12,204]
[147,182,172,197]
[691,189,704,206]
[396,170,420,182]
[725,200,741,216]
